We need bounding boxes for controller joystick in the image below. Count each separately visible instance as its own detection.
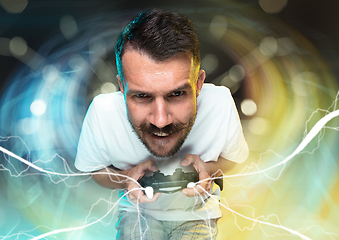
[187,182,196,188]
[144,186,154,199]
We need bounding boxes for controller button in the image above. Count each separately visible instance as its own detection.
[145,186,154,199]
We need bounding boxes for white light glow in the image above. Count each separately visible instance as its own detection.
[259,0,288,14]
[260,37,278,57]
[9,37,28,56]
[209,15,228,40]
[18,117,38,135]
[60,15,78,40]
[248,117,270,135]
[42,65,59,83]
[0,0,28,13]
[30,100,47,116]
[229,65,245,83]
[100,82,117,94]
[241,99,257,116]
[201,54,219,75]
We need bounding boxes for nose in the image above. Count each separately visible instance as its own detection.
[149,98,173,128]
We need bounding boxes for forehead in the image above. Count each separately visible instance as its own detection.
[121,50,197,92]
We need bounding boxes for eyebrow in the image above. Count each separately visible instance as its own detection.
[127,82,192,96]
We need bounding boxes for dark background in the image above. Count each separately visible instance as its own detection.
[1,0,339,94]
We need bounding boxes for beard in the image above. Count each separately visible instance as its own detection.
[130,114,196,158]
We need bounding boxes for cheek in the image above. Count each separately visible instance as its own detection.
[126,102,148,124]
[173,101,196,122]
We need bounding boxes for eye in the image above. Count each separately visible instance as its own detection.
[169,91,185,98]
[136,93,149,98]
[133,93,152,103]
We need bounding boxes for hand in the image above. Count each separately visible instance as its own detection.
[124,159,162,203]
[180,154,212,197]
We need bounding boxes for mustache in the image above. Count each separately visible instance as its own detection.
[137,122,188,135]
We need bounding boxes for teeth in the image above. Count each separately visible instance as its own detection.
[153,132,169,137]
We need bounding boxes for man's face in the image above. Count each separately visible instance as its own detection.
[119,50,205,157]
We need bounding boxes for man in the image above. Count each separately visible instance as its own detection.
[75,9,248,239]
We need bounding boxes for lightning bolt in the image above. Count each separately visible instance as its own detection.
[1,107,338,239]
[225,109,339,180]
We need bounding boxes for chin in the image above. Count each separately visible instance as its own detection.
[146,141,184,158]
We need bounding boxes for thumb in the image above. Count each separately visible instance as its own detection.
[180,158,190,167]
[145,159,159,172]
[149,164,159,172]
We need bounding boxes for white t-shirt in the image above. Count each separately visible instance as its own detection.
[75,84,248,221]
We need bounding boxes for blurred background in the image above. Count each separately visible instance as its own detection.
[0,0,338,239]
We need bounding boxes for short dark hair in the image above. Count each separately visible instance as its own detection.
[115,8,201,82]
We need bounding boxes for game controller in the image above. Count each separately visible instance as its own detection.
[138,168,199,199]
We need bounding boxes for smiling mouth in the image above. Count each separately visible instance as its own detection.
[153,132,170,137]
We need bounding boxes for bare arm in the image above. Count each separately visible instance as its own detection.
[91,166,130,189]
[205,156,237,179]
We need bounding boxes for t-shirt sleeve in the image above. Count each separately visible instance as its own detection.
[74,98,112,172]
[219,89,249,163]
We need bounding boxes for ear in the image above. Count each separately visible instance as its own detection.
[117,75,124,94]
[196,70,206,97]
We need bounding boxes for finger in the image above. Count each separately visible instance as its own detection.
[147,160,159,172]
[182,186,204,197]
[198,172,212,192]
[182,187,195,197]
[128,160,158,181]
[197,180,212,193]
[129,188,143,202]
[182,183,209,197]
[182,176,212,197]
[136,192,162,204]
[128,180,145,200]
[129,185,162,203]
[144,192,162,203]
[180,154,195,167]
[140,159,158,173]
[128,193,135,201]
[152,192,162,200]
